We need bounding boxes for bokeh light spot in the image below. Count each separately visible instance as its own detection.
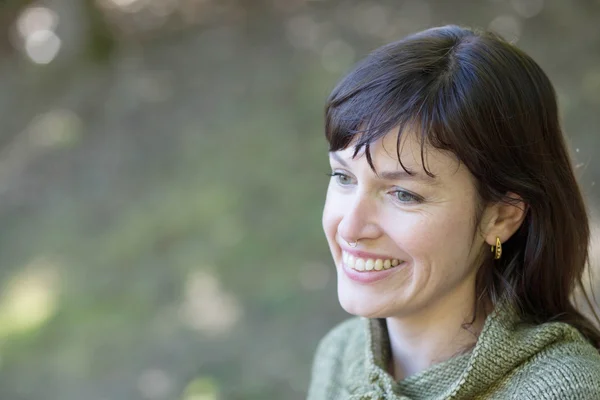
[488,15,522,43]
[181,377,219,400]
[105,0,147,13]
[0,257,60,339]
[286,15,319,49]
[27,109,83,148]
[178,270,241,336]
[16,6,59,39]
[24,29,61,64]
[510,0,544,18]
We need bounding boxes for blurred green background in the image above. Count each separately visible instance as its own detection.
[0,0,599,399]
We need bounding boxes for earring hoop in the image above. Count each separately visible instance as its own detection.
[491,237,502,260]
[347,240,358,248]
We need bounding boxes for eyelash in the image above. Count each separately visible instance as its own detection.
[325,172,423,204]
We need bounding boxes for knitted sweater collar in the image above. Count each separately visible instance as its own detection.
[357,296,554,399]
[367,317,473,399]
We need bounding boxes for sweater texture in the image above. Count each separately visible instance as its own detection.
[307,298,600,399]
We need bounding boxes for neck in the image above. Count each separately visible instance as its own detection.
[385,283,488,380]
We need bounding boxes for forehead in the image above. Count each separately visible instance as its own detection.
[331,129,464,182]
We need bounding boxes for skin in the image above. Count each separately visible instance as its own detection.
[322,127,526,379]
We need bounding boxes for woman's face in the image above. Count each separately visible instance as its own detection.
[322,129,488,318]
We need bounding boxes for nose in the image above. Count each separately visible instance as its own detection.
[337,192,381,245]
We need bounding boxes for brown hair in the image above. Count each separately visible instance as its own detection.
[324,25,600,349]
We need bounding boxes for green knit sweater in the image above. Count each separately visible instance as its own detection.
[307,299,600,399]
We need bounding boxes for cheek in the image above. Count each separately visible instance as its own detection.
[322,188,341,242]
[388,209,475,262]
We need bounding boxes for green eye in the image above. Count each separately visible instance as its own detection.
[394,190,420,203]
[336,174,352,185]
[326,172,353,186]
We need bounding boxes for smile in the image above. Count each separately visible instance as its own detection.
[342,251,403,272]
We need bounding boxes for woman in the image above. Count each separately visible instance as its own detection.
[308,25,600,399]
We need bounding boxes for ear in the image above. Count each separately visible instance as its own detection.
[482,192,528,246]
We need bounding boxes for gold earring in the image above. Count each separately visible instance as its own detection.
[491,237,502,260]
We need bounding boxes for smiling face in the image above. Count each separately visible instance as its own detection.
[322,129,489,319]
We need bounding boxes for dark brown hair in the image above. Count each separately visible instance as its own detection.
[325,25,600,349]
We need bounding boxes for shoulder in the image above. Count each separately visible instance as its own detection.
[307,317,365,399]
[317,317,364,347]
[510,329,600,398]
[311,317,365,369]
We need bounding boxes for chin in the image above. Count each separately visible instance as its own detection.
[337,279,390,318]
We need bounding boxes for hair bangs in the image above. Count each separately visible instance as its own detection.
[325,64,470,179]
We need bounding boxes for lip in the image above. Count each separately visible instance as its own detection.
[340,252,406,284]
[340,247,397,261]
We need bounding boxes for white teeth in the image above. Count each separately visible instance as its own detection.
[347,254,355,268]
[355,258,365,271]
[342,251,402,272]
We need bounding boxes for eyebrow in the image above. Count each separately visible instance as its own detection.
[329,152,437,184]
